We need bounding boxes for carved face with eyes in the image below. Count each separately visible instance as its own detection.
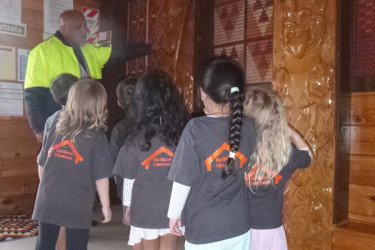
[283,9,325,59]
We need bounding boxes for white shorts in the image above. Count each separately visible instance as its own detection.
[128,225,185,246]
[185,229,251,250]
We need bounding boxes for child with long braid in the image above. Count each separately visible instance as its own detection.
[168,58,256,249]
[243,88,313,250]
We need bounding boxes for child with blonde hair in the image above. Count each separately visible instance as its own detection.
[33,79,113,250]
[243,88,313,250]
[45,73,78,250]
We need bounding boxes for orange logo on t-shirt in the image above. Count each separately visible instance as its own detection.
[244,164,283,186]
[141,146,173,170]
[47,140,84,165]
[204,143,247,172]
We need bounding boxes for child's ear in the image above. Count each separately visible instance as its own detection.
[117,100,123,108]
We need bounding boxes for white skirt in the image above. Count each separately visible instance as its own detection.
[128,225,185,246]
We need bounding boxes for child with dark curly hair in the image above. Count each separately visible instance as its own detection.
[113,71,188,250]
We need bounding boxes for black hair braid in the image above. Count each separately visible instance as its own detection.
[222,91,244,178]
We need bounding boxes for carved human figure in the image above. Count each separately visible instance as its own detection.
[273,1,335,249]
[274,0,333,146]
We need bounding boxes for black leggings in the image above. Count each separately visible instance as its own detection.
[36,221,90,250]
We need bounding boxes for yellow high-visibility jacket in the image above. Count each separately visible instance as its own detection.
[24,34,111,134]
[25,36,111,89]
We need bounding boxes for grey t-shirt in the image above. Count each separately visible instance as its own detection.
[168,116,256,244]
[113,134,175,229]
[247,145,311,229]
[109,118,127,197]
[109,118,127,162]
[33,113,113,229]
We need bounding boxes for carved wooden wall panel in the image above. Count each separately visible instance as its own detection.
[273,0,336,249]
[127,0,195,112]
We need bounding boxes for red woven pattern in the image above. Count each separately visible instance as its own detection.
[352,0,375,78]
[213,0,245,67]
[214,44,246,69]
[213,0,273,84]
[246,0,273,84]
[0,215,38,241]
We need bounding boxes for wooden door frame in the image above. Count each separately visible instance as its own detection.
[334,0,352,225]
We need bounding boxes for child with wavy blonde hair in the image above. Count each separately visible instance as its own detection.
[33,79,113,250]
[244,88,313,250]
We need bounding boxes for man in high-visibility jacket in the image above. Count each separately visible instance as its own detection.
[25,10,150,143]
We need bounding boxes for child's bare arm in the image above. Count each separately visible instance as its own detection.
[96,178,112,223]
[288,126,315,160]
[38,165,44,180]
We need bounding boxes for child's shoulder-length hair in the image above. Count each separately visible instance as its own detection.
[56,79,108,141]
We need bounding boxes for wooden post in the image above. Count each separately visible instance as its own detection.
[273,0,337,249]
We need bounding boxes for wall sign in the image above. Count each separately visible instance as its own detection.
[83,8,100,44]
